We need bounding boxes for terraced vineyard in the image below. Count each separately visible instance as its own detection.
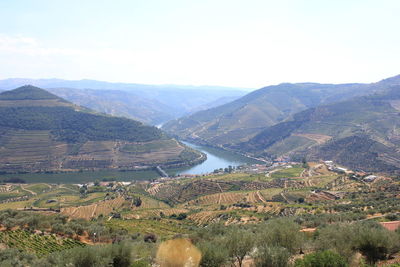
[148,179,237,203]
[187,211,223,224]
[0,230,85,256]
[128,208,189,219]
[131,196,170,210]
[61,196,128,220]
[187,192,245,206]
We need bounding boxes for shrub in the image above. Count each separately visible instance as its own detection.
[295,250,348,267]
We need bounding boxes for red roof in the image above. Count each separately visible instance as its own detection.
[380,221,400,231]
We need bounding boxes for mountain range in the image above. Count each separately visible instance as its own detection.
[163,75,400,146]
[232,86,400,172]
[0,85,203,174]
[163,74,400,173]
[0,78,247,125]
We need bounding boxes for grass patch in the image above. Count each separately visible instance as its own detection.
[271,167,304,178]
[25,184,51,194]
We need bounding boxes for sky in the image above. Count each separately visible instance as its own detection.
[0,0,399,88]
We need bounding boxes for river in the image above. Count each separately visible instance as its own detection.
[168,141,263,175]
[0,141,262,183]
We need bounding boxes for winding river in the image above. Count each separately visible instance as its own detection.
[0,141,262,183]
[168,141,263,175]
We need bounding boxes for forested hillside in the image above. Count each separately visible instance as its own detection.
[0,86,203,173]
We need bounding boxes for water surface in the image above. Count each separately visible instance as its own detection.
[168,141,262,175]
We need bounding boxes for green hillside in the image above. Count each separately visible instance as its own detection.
[233,86,400,172]
[163,75,400,147]
[0,86,203,173]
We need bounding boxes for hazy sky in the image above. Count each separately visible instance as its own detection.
[0,0,399,88]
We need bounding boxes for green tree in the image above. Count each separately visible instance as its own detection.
[353,223,399,265]
[316,224,356,261]
[254,245,290,267]
[225,227,255,267]
[257,218,303,254]
[198,240,229,267]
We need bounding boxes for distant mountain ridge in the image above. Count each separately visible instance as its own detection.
[0,85,203,174]
[0,78,247,125]
[0,78,250,91]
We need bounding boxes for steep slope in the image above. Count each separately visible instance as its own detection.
[0,86,203,173]
[163,83,377,145]
[163,75,400,147]
[233,86,400,173]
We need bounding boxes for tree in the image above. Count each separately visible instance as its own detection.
[254,246,290,267]
[257,218,303,254]
[176,213,187,220]
[302,157,309,169]
[198,240,229,267]
[353,223,399,265]
[133,197,142,207]
[316,224,356,262]
[294,250,348,267]
[225,227,255,267]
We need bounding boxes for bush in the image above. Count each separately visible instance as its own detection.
[177,213,187,220]
[143,233,157,243]
[295,250,348,267]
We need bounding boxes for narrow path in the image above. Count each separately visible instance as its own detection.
[216,182,223,193]
[20,185,37,196]
[256,191,267,203]
[59,185,78,192]
[266,168,282,177]
[71,207,79,216]
[42,183,52,189]
[91,204,98,218]
[216,182,223,205]
[280,192,289,203]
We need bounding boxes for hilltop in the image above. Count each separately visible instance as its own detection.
[0,86,203,173]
